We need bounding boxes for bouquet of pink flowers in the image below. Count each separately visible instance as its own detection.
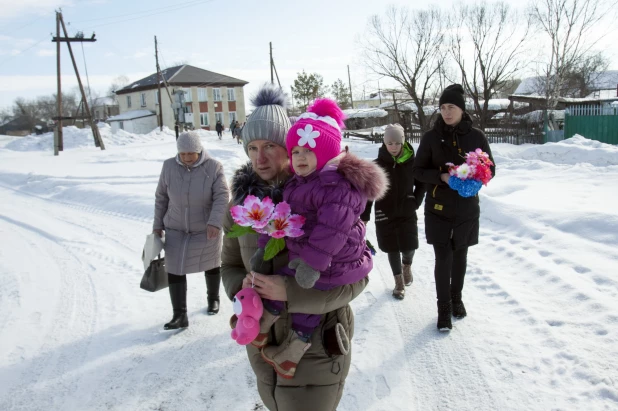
[227,195,305,260]
[446,148,494,197]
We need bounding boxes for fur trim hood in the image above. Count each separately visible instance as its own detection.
[323,151,389,201]
[230,161,288,205]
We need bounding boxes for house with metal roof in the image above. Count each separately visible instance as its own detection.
[114,65,248,132]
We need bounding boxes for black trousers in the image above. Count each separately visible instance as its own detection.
[387,250,415,276]
[167,267,220,292]
[433,244,468,303]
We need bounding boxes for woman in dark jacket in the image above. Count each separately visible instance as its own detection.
[362,124,426,300]
[412,84,495,331]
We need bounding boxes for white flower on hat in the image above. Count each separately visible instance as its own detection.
[297,124,320,148]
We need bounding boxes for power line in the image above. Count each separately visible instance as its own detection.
[74,0,208,24]
[0,36,49,68]
[79,0,214,30]
[80,42,93,104]
[0,13,51,36]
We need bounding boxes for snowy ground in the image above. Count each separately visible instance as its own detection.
[1,124,617,410]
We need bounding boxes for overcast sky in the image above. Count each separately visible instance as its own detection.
[1,0,616,112]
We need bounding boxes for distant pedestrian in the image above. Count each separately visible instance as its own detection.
[233,121,242,144]
[230,120,236,137]
[216,121,224,139]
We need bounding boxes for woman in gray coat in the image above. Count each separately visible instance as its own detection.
[153,131,230,329]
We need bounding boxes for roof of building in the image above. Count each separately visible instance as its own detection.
[343,108,388,119]
[515,70,618,95]
[509,94,618,104]
[107,110,156,122]
[116,65,248,95]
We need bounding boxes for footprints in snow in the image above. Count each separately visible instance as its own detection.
[374,374,391,399]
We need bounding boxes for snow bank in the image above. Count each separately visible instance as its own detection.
[515,135,618,166]
[0,124,217,152]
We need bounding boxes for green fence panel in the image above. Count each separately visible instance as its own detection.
[565,105,618,145]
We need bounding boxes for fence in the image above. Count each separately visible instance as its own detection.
[345,119,548,145]
[564,105,618,145]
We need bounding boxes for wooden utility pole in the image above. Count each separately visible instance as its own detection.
[55,12,62,155]
[270,42,274,85]
[290,86,295,112]
[155,36,163,131]
[378,80,382,104]
[347,65,354,109]
[52,10,105,155]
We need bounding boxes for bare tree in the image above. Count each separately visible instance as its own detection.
[530,0,614,108]
[544,51,610,97]
[0,108,12,124]
[449,1,531,130]
[36,92,78,121]
[13,98,42,131]
[361,6,447,132]
[574,52,610,97]
[107,75,131,99]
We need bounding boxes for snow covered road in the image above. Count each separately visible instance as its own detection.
[1,126,617,410]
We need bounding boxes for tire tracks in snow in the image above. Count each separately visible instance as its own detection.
[0,193,98,410]
[342,221,499,411]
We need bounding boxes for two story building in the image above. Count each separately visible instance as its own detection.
[114,65,248,132]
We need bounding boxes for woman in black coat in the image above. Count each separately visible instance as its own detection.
[362,124,426,300]
[412,84,495,331]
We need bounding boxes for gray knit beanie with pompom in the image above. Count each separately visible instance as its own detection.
[242,84,291,154]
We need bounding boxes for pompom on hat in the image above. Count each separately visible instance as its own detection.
[286,98,346,173]
[242,84,291,154]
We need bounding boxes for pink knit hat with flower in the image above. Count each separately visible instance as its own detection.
[286,98,346,173]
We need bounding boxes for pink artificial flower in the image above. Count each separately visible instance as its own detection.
[230,195,275,229]
[262,202,306,239]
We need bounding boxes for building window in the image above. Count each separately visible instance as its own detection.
[184,88,192,102]
[140,93,146,107]
[229,112,237,124]
[215,112,223,124]
[155,90,159,105]
[200,113,209,126]
[119,121,124,130]
[198,88,207,102]
[126,95,132,108]
[213,88,221,101]
[227,88,236,101]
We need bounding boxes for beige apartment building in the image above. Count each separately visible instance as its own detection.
[115,65,248,132]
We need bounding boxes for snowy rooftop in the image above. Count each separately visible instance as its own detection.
[116,65,248,94]
[107,110,155,122]
[514,109,565,122]
[343,108,388,119]
[515,71,618,95]
[509,94,618,103]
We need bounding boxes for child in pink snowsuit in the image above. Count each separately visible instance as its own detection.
[252,99,388,379]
